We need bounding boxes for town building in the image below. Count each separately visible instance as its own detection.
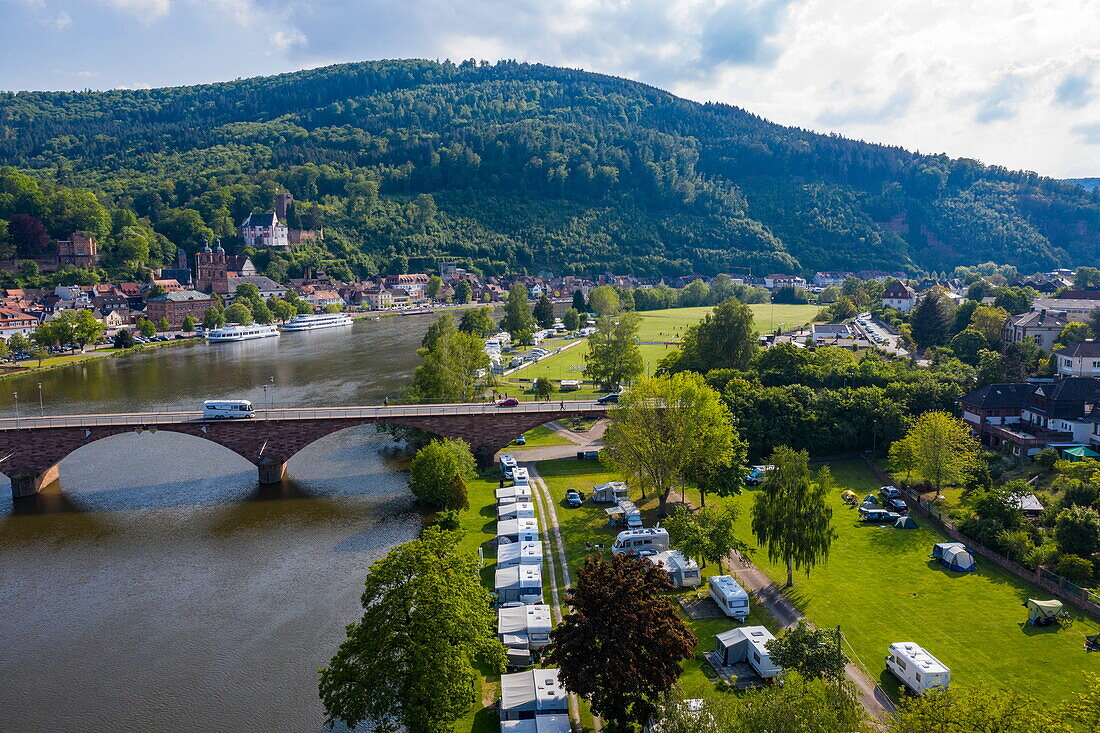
[1031,298,1097,318]
[1002,310,1070,351]
[813,271,854,286]
[811,323,855,344]
[240,212,289,250]
[882,281,917,313]
[158,248,192,287]
[0,308,40,337]
[1053,342,1100,378]
[384,273,430,299]
[229,275,286,300]
[194,242,264,296]
[960,378,1100,457]
[56,233,100,268]
[763,274,807,289]
[144,290,212,329]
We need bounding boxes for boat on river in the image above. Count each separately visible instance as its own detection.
[205,324,280,342]
[280,313,354,332]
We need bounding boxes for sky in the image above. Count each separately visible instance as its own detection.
[2,0,1099,178]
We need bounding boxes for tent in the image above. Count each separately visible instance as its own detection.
[931,542,965,560]
[939,545,976,572]
[1026,598,1065,626]
[841,490,859,505]
[1061,445,1100,461]
[895,515,919,529]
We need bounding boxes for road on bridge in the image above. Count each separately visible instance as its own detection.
[0,400,610,431]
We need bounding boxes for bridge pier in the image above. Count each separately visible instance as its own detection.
[10,464,60,499]
[257,455,287,485]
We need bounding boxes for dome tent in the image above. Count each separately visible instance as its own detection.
[931,542,976,572]
[895,515,918,529]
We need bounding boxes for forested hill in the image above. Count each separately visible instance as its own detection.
[1,58,1099,280]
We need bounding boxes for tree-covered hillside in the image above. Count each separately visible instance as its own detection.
[1,58,1098,280]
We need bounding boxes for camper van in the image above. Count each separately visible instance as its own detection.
[498,541,544,568]
[496,484,533,505]
[499,454,518,479]
[709,575,750,620]
[591,481,629,504]
[494,564,544,605]
[885,642,951,694]
[611,527,670,556]
[745,465,776,486]
[202,400,255,419]
[646,550,701,588]
[511,467,530,487]
[498,517,540,545]
[498,501,536,521]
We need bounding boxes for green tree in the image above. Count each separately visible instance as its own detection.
[663,504,748,569]
[29,345,48,366]
[181,315,195,332]
[155,317,170,332]
[1075,266,1100,289]
[457,306,496,338]
[1054,505,1100,558]
[967,305,1009,344]
[584,312,643,389]
[224,302,253,325]
[562,307,581,331]
[270,299,296,323]
[1053,554,1095,586]
[112,329,135,348]
[751,447,836,587]
[501,283,534,333]
[138,318,157,338]
[426,274,442,300]
[1056,322,1092,348]
[588,285,621,317]
[202,307,226,330]
[234,282,261,303]
[603,373,739,513]
[7,333,29,354]
[533,294,555,328]
[411,330,490,402]
[571,289,587,312]
[251,302,275,323]
[547,554,696,729]
[408,438,476,510]
[665,299,757,374]
[891,411,978,490]
[533,376,554,397]
[948,329,987,365]
[421,313,457,350]
[886,686,1066,733]
[909,291,955,348]
[318,527,505,732]
[993,286,1037,315]
[453,279,472,304]
[679,279,711,307]
[512,328,534,347]
[67,309,105,350]
[766,621,848,681]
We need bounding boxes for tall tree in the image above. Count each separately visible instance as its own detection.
[886,687,1067,733]
[584,312,644,389]
[909,291,955,348]
[533,294,555,328]
[571,289,587,312]
[663,504,748,569]
[500,283,534,333]
[457,306,496,338]
[318,527,505,732]
[587,285,620,317]
[411,329,490,402]
[426,274,442,300]
[603,373,739,513]
[750,448,836,587]
[664,299,758,374]
[547,554,696,729]
[766,621,848,681]
[453,279,471,304]
[967,305,1009,344]
[562,307,581,331]
[409,439,476,510]
[890,411,978,490]
[223,302,253,325]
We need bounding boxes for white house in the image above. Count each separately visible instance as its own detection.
[1054,342,1100,378]
[882,281,916,313]
[239,212,290,250]
[763,274,807,289]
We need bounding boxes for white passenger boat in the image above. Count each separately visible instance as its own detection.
[280,313,354,332]
[206,324,280,342]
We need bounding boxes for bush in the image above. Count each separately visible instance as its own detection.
[408,438,476,510]
[1034,447,1059,468]
[1054,505,1100,558]
[112,329,135,349]
[435,509,461,531]
[1053,554,1095,586]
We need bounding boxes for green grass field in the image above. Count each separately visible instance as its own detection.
[511,424,573,449]
[723,459,1100,704]
[509,303,820,380]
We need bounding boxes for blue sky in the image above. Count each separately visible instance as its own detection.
[2,0,1099,178]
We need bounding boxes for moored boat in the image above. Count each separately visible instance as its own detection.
[206,324,280,342]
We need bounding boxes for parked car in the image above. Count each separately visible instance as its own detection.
[565,489,583,508]
[597,393,620,404]
[745,465,776,486]
[513,435,527,445]
[879,486,902,501]
[884,498,909,514]
[859,508,901,523]
[498,397,520,407]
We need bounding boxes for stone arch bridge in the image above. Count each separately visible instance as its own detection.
[0,401,609,499]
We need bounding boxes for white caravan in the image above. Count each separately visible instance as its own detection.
[885,642,951,694]
[496,484,534,505]
[499,454,518,479]
[511,467,530,487]
[202,400,255,419]
[497,541,544,568]
[497,517,540,545]
[498,501,536,521]
[646,550,701,588]
[494,564,544,605]
[498,604,553,651]
[610,527,670,556]
[708,575,750,620]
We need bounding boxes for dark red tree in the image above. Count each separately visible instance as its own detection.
[8,214,50,257]
[546,554,697,729]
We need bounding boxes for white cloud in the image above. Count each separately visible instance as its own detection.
[102,0,171,22]
[41,9,70,29]
[269,29,306,53]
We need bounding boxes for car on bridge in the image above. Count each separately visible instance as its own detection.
[498,397,520,407]
[597,393,620,404]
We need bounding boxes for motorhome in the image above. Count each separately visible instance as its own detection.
[558,379,581,392]
[512,467,530,487]
[202,400,255,419]
[745,465,776,486]
[646,550,701,588]
[591,481,629,503]
[499,454,518,479]
[498,501,536,521]
[498,603,552,651]
[885,642,951,694]
[497,518,540,545]
[496,484,533,505]
[713,626,781,679]
[495,564,544,605]
[709,575,750,620]
[611,527,670,556]
[604,499,642,528]
[498,541,544,568]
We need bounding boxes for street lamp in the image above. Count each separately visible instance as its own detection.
[12,391,18,419]
[268,376,275,410]
[37,382,43,416]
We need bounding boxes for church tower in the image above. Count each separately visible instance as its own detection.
[194,239,230,295]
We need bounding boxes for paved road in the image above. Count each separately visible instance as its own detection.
[0,400,610,431]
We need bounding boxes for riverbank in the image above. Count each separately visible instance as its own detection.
[0,336,201,382]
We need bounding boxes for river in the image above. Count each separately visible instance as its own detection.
[0,313,452,732]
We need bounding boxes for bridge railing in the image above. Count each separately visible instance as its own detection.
[0,400,610,430]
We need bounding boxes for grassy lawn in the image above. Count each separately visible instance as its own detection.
[723,459,1100,705]
[510,424,573,450]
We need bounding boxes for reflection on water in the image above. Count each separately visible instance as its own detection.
[0,316,440,733]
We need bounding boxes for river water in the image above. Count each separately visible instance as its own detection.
[0,314,450,732]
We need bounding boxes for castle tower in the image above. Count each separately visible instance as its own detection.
[275,192,293,221]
